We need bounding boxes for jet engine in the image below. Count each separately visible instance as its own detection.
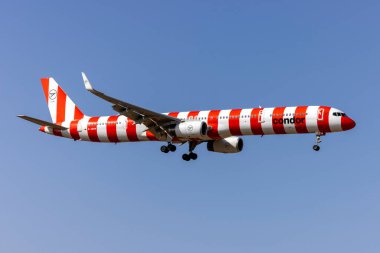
[207,136,244,153]
[169,121,208,139]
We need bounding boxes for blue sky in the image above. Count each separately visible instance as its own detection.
[1,1,380,252]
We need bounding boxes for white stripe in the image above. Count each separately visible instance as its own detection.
[240,108,253,135]
[48,78,58,123]
[116,116,128,142]
[306,106,319,133]
[78,117,91,141]
[218,109,232,137]
[177,111,189,121]
[65,97,75,123]
[283,107,297,134]
[44,126,53,134]
[136,124,148,141]
[60,121,72,138]
[197,110,210,123]
[329,109,343,132]
[97,116,110,142]
[261,107,275,135]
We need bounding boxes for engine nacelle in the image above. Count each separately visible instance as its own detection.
[207,136,244,153]
[170,121,208,139]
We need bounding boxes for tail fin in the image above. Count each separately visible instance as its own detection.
[41,77,85,123]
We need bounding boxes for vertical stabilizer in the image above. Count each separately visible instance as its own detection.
[40,78,85,123]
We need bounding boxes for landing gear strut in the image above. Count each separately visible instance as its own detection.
[313,132,324,151]
[182,141,199,161]
[160,143,176,153]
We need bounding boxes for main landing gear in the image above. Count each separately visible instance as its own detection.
[313,132,325,151]
[182,141,199,161]
[182,152,197,161]
[160,143,176,153]
[160,141,200,161]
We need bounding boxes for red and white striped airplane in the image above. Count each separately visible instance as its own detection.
[18,73,356,161]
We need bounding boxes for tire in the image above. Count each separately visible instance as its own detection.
[168,144,176,152]
[182,154,190,161]
[313,145,320,151]
[189,152,198,160]
[160,145,169,153]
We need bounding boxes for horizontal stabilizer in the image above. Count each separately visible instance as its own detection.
[17,115,68,130]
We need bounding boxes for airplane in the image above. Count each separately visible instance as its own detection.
[18,73,356,161]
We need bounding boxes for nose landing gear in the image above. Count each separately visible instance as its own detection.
[313,132,324,151]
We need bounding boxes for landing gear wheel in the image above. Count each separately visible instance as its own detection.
[182,154,190,161]
[168,144,176,152]
[189,152,198,160]
[181,141,200,161]
[160,145,169,153]
[313,132,324,152]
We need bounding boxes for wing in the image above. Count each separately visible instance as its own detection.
[81,73,181,140]
[18,115,68,130]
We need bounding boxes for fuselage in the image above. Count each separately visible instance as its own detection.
[40,105,356,143]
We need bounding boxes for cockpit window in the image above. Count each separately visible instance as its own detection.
[333,112,347,117]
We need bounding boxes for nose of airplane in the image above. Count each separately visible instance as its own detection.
[342,116,356,131]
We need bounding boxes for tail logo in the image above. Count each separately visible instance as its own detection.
[49,89,57,100]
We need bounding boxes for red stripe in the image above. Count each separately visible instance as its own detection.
[52,128,63,137]
[70,120,80,140]
[146,131,158,141]
[187,110,200,119]
[87,117,100,142]
[250,108,264,135]
[294,106,309,133]
[126,118,138,142]
[229,109,242,135]
[40,78,49,103]
[56,86,66,123]
[168,112,179,118]
[207,110,221,139]
[317,106,331,133]
[272,107,286,134]
[74,106,84,119]
[106,116,119,143]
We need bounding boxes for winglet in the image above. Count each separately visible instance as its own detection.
[81,72,94,91]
